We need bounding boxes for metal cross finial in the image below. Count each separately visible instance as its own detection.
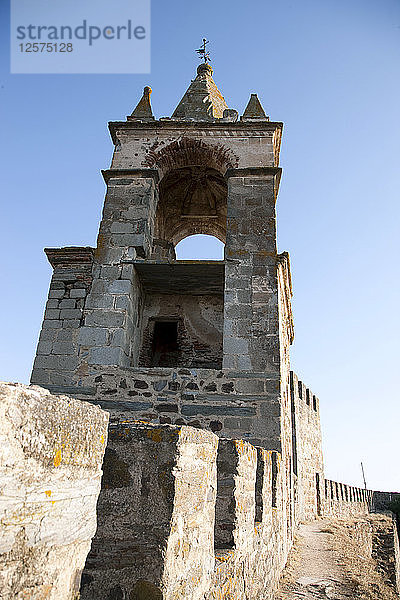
[196,38,210,63]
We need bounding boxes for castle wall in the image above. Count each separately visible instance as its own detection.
[80,423,292,600]
[80,423,218,600]
[0,383,108,600]
[369,514,400,594]
[209,440,290,600]
[371,490,400,513]
[324,479,371,517]
[290,372,324,522]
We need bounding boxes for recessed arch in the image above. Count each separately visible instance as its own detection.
[154,166,228,246]
[175,234,225,261]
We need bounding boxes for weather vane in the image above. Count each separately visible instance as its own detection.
[196,38,210,63]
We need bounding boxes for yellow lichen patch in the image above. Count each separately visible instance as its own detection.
[54,449,62,467]
[44,490,52,497]
[146,428,162,443]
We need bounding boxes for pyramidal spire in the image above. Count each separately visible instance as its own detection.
[172,63,229,121]
[241,93,269,121]
[129,86,154,121]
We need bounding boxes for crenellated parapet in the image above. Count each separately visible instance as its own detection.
[324,479,372,517]
[290,371,324,522]
[79,422,291,600]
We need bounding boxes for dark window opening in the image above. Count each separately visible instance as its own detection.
[151,321,179,367]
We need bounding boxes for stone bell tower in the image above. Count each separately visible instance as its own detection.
[31,61,294,463]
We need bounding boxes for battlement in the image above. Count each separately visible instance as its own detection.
[0,386,393,599]
[80,422,291,600]
[325,479,372,517]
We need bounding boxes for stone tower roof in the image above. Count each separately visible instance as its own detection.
[172,63,228,121]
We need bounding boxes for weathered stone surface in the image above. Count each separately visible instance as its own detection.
[80,423,218,600]
[0,382,109,600]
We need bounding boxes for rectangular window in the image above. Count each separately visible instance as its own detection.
[151,320,179,367]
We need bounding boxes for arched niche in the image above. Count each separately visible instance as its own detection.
[154,166,228,246]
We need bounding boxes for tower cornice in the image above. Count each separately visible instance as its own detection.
[108,119,283,146]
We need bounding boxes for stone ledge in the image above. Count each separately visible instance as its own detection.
[45,247,95,268]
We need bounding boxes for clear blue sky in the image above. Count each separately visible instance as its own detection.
[1,0,399,491]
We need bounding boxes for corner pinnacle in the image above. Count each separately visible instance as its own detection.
[130,86,154,121]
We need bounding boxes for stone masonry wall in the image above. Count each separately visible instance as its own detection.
[324,479,372,517]
[209,440,290,600]
[59,365,284,452]
[80,423,218,600]
[0,383,108,600]
[80,423,292,600]
[369,513,400,594]
[371,490,400,513]
[31,247,94,388]
[223,172,280,373]
[76,174,158,373]
[342,514,400,595]
[290,372,324,522]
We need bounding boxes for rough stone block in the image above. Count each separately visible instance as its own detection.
[237,355,252,370]
[114,295,131,310]
[60,308,82,320]
[88,347,125,365]
[85,311,124,328]
[37,341,53,355]
[101,265,121,280]
[49,289,65,299]
[108,279,131,294]
[70,288,87,298]
[46,299,59,309]
[59,299,76,309]
[33,354,79,371]
[109,329,127,348]
[85,294,114,310]
[44,309,61,320]
[78,327,108,347]
[52,341,75,355]
[0,382,108,600]
[223,336,249,354]
[62,319,81,329]
[80,424,218,600]
[110,222,134,234]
